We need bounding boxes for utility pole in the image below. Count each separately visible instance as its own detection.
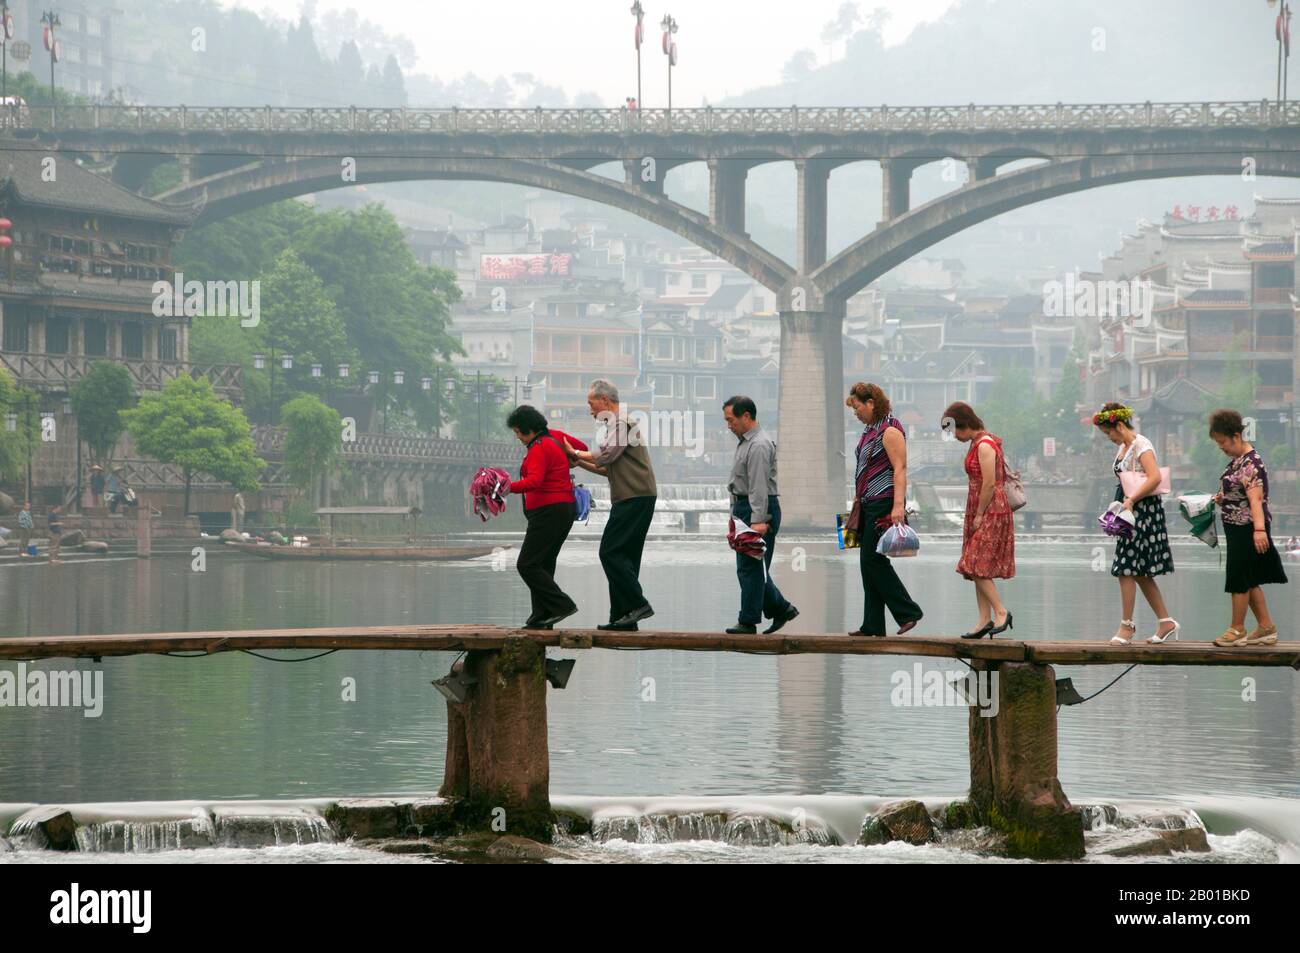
[40,10,59,125]
[631,2,643,111]
[661,14,678,113]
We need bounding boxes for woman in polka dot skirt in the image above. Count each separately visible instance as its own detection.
[1094,402,1179,644]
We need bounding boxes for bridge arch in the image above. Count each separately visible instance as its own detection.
[161,154,796,291]
[813,150,1300,302]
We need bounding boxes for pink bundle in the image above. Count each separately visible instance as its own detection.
[727,516,767,560]
[471,467,512,522]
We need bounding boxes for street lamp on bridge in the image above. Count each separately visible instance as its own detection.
[1270,0,1293,103]
[630,2,644,112]
[661,14,678,113]
[39,10,59,124]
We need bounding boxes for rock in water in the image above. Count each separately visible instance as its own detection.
[0,490,14,514]
[13,806,78,850]
[81,540,109,553]
[220,528,243,543]
[59,530,85,547]
[485,835,569,860]
[858,799,936,846]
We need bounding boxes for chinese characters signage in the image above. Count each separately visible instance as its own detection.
[480,253,573,281]
[1168,205,1240,222]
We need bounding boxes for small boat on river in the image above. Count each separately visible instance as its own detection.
[229,542,500,562]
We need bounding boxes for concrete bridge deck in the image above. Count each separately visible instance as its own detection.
[1,625,1296,667]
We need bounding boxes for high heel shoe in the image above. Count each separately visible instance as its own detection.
[1146,618,1180,644]
[961,621,994,640]
[988,611,1013,636]
[1109,620,1136,644]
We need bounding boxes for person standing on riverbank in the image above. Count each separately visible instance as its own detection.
[1093,403,1178,644]
[565,379,657,631]
[723,396,798,635]
[47,504,64,564]
[846,382,923,636]
[506,405,588,629]
[1208,409,1287,647]
[17,500,33,556]
[89,465,105,508]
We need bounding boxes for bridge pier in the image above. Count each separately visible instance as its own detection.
[709,158,752,235]
[776,307,845,530]
[964,660,1084,859]
[437,642,552,841]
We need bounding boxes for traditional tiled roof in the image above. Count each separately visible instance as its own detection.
[0,145,199,225]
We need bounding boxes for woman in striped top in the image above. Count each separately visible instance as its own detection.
[846,382,923,637]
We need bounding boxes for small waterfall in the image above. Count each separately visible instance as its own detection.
[585,810,839,846]
[76,813,216,852]
[212,810,334,848]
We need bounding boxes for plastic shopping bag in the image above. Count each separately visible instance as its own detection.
[876,523,920,558]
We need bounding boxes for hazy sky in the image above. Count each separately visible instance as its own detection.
[238,0,958,104]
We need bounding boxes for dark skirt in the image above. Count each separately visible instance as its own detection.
[1111,495,1174,577]
[1223,522,1289,594]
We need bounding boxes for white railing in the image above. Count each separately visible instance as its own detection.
[5,100,1298,134]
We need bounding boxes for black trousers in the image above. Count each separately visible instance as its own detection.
[517,501,577,620]
[600,495,656,621]
[858,497,923,634]
[732,496,790,625]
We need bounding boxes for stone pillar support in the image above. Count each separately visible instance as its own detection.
[438,640,552,841]
[966,660,1084,860]
[775,290,845,530]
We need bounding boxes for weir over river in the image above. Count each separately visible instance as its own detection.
[1,536,1297,863]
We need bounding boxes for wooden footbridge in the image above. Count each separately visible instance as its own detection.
[3,627,1297,859]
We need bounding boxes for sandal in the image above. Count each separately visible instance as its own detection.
[1214,626,1248,647]
[1146,618,1180,644]
[1245,623,1278,646]
[1109,620,1136,644]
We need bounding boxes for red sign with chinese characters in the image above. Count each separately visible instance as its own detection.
[480,253,572,281]
[1168,204,1240,222]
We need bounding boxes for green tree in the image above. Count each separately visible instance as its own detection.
[255,248,355,418]
[1045,348,1088,453]
[291,204,463,424]
[123,376,264,515]
[1188,344,1260,489]
[979,367,1044,463]
[0,370,34,482]
[280,394,341,502]
[70,362,137,465]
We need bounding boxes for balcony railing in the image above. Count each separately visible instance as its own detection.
[1256,385,1295,403]
[0,352,242,395]
[1255,336,1295,352]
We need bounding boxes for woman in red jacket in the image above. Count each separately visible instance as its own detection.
[506,405,588,628]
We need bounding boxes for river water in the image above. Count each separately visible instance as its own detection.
[1,533,1297,863]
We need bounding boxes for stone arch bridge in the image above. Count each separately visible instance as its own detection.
[10,101,1300,525]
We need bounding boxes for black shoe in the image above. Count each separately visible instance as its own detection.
[612,603,654,626]
[763,605,799,635]
[849,630,887,637]
[537,605,579,627]
[725,623,758,635]
[596,621,639,631]
[961,621,994,640]
[523,620,554,630]
[988,611,1014,636]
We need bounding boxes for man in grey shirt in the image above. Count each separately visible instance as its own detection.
[567,379,657,630]
[723,395,798,635]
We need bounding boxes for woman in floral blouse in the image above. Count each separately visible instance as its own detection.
[1209,409,1287,646]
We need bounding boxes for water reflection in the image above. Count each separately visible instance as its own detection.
[0,538,1296,808]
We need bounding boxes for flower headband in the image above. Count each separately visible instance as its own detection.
[1092,406,1133,426]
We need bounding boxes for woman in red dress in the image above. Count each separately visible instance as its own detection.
[942,401,1015,638]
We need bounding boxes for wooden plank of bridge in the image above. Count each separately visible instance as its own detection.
[1,626,1297,667]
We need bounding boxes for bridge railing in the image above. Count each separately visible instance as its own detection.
[5,100,1300,134]
[252,425,519,466]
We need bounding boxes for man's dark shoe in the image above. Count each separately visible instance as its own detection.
[763,605,799,635]
[523,620,554,630]
[596,621,639,631]
[725,623,758,635]
[537,605,578,627]
[612,603,654,626]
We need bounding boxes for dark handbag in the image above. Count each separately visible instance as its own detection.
[844,498,862,534]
